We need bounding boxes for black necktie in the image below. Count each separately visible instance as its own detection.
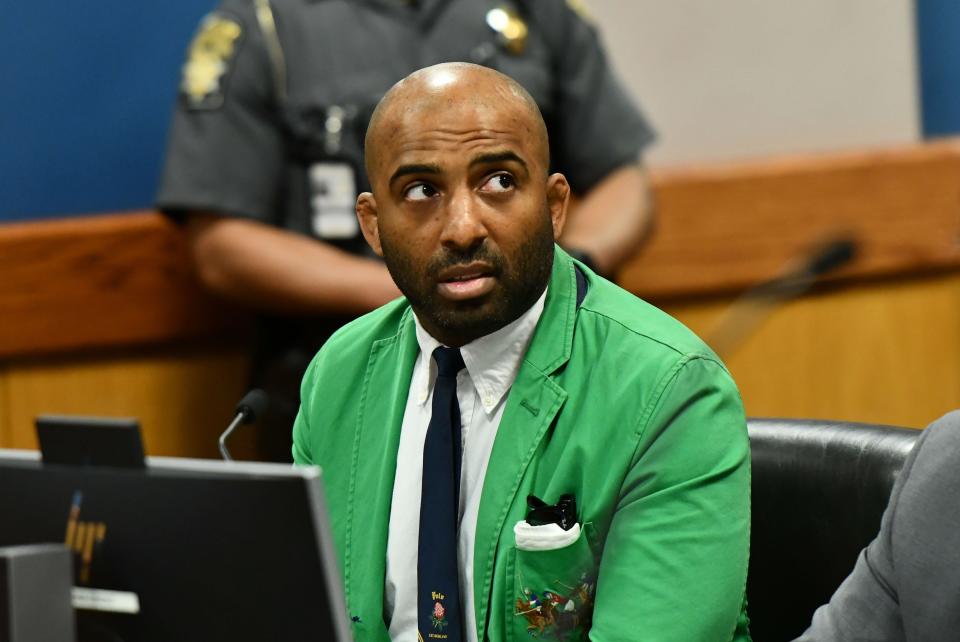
[418,346,466,641]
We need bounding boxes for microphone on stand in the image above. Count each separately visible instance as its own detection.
[707,236,858,358]
[218,389,269,461]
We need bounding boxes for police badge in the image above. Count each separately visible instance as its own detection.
[485,4,528,55]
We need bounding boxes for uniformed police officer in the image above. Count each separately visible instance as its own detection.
[158,0,656,461]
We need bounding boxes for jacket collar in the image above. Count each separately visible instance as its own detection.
[520,245,579,376]
[344,305,419,639]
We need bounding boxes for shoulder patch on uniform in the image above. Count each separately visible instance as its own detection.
[180,13,243,110]
[566,0,593,22]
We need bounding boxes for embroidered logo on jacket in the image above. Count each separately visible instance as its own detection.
[515,574,596,639]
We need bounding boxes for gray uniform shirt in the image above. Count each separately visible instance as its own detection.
[796,410,960,642]
[157,0,654,251]
[155,0,656,465]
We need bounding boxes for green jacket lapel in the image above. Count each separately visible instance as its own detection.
[345,307,419,637]
[472,246,578,640]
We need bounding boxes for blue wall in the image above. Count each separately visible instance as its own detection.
[4,2,960,222]
[917,0,960,138]
[0,1,212,221]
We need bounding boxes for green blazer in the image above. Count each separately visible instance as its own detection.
[293,247,751,642]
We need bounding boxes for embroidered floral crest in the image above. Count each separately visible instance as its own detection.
[431,600,448,630]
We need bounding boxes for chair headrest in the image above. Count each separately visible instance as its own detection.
[745,418,919,641]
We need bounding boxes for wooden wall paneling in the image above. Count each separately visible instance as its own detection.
[620,140,960,298]
[0,211,250,359]
[2,345,253,458]
[660,271,960,428]
[3,140,959,458]
[0,366,10,447]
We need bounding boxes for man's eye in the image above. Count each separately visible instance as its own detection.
[405,183,437,201]
[481,173,514,193]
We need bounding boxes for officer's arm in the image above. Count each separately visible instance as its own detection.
[559,163,652,276]
[185,212,401,315]
[541,1,656,277]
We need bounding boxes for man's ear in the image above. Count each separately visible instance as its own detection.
[545,173,570,240]
[356,192,383,257]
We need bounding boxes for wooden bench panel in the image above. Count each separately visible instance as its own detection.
[620,140,960,299]
[0,212,249,359]
[3,140,960,453]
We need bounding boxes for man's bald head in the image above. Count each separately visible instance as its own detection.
[364,62,550,183]
[354,62,570,347]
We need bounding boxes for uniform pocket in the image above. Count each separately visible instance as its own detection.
[510,522,597,641]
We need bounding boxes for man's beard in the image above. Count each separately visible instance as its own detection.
[381,214,555,345]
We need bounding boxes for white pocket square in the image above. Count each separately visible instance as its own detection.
[513,520,581,552]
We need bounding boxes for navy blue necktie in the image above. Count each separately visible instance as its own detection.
[418,346,466,642]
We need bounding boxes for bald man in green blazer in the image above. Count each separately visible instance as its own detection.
[293,63,751,642]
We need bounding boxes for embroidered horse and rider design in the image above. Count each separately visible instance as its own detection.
[515,573,596,639]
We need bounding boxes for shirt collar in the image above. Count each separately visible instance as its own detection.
[412,287,548,415]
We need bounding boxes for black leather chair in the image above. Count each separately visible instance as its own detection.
[746,418,920,641]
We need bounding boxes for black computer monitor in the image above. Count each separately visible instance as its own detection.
[36,415,145,469]
[0,450,352,642]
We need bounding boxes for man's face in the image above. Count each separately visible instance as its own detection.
[358,86,568,346]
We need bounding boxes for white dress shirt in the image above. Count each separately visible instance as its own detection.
[384,289,547,642]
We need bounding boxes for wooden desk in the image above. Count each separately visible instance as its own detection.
[627,140,960,427]
[3,140,960,454]
[0,213,253,457]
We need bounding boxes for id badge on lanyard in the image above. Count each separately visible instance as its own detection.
[308,161,359,240]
